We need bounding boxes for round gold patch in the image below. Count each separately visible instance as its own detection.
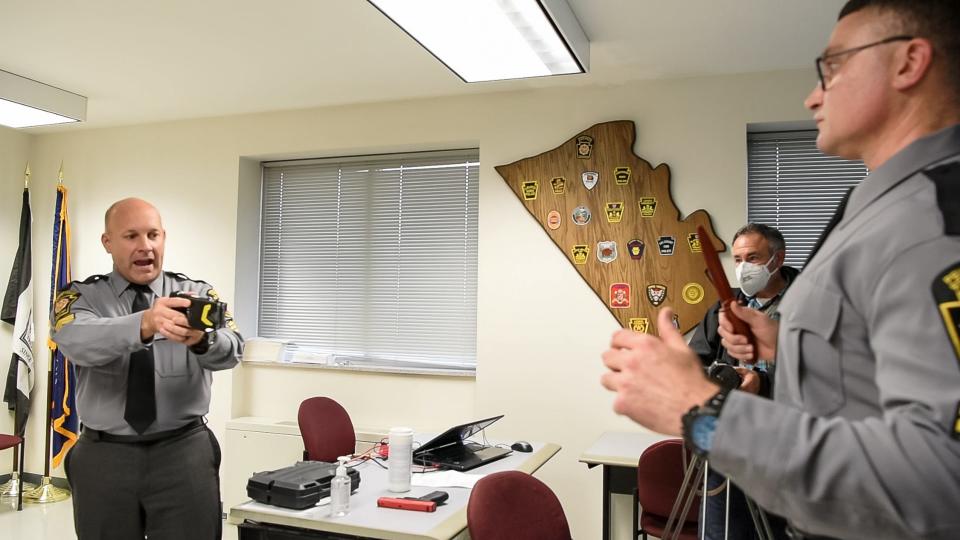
[682,282,705,304]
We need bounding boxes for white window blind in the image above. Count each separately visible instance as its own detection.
[747,130,868,269]
[259,150,480,372]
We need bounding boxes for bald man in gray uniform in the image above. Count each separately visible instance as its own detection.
[52,198,242,539]
[602,1,960,539]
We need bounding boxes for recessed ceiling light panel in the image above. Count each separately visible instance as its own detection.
[368,0,589,83]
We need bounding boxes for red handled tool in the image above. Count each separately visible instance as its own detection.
[377,497,437,512]
[696,225,757,363]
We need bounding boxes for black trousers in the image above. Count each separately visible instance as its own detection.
[65,424,222,540]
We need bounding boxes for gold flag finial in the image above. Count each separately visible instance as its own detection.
[58,161,64,184]
[24,163,31,189]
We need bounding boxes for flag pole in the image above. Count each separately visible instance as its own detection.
[23,166,70,504]
[0,165,37,502]
[23,371,67,502]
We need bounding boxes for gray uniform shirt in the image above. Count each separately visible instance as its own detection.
[52,270,242,435]
[709,124,960,540]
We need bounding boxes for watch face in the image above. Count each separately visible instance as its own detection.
[692,414,719,453]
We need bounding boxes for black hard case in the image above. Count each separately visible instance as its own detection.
[246,461,361,510]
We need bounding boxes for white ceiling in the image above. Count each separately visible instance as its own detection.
[0,0,844,132]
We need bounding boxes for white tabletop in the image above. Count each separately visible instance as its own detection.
[229,440,560,540]
[578,431,674,468]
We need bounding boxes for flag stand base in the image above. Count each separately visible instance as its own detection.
[23,476,70,503]
[0,472,37,498]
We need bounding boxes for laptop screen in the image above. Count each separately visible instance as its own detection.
[413,415,504,455]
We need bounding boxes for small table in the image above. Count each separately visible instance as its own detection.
[579,431,673,540]
[229,440,560,540]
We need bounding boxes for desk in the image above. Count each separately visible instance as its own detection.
[579,431,672,540]
[229,440,560,540]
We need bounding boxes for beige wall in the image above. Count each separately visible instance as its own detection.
[7,68,813,538]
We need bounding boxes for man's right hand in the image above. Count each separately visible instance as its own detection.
[139,296,192,341]
[718,302,779,363]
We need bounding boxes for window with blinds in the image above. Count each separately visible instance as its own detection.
[259,150,480,372]
[747,130,868,269]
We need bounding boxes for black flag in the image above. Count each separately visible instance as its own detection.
[2,188,34,436]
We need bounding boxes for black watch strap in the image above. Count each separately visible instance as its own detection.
[189,330,217,355]
[681,385,732,456]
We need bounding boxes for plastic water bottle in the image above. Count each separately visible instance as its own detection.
[330,456,351,517]
[388,427,414,493]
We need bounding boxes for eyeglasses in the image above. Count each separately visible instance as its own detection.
[815,35,914,90]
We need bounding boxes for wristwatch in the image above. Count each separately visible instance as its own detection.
[681,386,732,457]
[189,330,218,355]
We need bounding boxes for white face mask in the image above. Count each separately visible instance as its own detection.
[735,251,780,297]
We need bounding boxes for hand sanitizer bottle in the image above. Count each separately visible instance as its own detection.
[330,456,351,517]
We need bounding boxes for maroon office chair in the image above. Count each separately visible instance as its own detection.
[0,433,25,511]
[634,438,700,540]
[297,397,356,462]
[467,471,572,540]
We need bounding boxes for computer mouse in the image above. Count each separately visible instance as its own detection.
[511,441,533,453]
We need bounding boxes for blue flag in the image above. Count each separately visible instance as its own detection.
[49,184,77,468]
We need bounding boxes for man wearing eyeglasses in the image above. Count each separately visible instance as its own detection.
[601,1,960,539]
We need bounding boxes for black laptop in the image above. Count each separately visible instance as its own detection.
[412,415,513,471]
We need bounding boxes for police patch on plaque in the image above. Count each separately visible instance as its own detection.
[682,283,705,304]
[572,206,592,225]
[639,197,657,218]
[614,166,631,185]
[551,176,566,195]
[610,283,631,308]
[582,171,599,190]
[521,180,539,200]
[657,236,676,255]
[605,202,624,223]
[627,239,644,260]
[646,284,667,306]
[572,244,590,265]
[629,317,649,333]
[576,135,594,158]
[687,233,702,253]
[547,210,562,230]
[932,261,960,363]
[597,241,618,263]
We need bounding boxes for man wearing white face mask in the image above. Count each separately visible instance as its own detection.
[689,223,799,540]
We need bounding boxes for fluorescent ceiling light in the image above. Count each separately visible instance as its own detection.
[0,69,86,128]
[367,0,589,83]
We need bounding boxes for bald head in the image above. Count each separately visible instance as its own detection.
[101,198,166,285]
[104,198,162,232]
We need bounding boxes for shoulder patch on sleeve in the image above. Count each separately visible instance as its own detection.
[953,401,960,440]
[932,261,960,363]
[53,290,80,330]
[925,162,960,236]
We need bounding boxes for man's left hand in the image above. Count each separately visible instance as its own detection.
[158,320,204,346]
[601,308,719,435]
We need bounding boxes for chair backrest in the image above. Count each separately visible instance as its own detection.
[467,471,572,540]
[636,438,700,523]
[297,397,356,462]
[0,434,22,451]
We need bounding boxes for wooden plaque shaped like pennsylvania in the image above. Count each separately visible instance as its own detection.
[495,120,724,334]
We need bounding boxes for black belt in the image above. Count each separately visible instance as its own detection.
[82,418,205,444]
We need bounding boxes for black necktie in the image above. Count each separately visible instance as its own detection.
[806,187,854,265]
[124,284,156,434]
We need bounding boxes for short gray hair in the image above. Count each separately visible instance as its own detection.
[732,223,786,254]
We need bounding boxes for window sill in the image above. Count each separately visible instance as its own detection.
[239,359,476,378]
